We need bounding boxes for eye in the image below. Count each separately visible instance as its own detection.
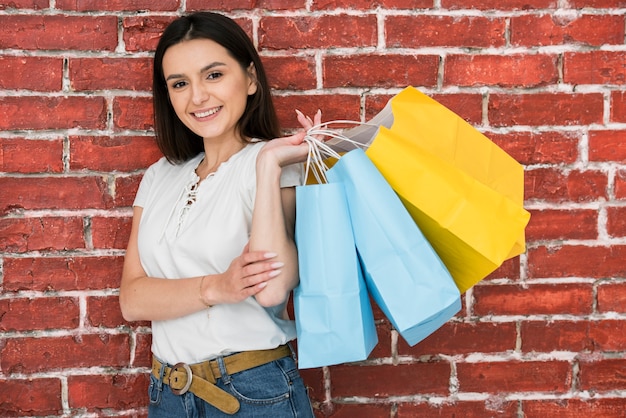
[206,71,222,81]
[170,80,187,89]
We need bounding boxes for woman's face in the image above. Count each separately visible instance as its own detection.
[162,38,257,143]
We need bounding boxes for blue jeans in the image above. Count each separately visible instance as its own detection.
[148,352,315,417]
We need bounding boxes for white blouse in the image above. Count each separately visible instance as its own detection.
[133,141,303,365]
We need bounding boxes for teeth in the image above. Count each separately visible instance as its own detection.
[194,107,220,118]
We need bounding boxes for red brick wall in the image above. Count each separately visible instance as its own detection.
[1,1,625,417]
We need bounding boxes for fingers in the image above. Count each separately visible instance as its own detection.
[237,250,283,288]
[295,109,312,130]
[295,109,322,131]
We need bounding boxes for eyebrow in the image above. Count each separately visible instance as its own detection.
[165,62,227,81]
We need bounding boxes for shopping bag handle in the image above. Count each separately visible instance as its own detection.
[302,120,375,185]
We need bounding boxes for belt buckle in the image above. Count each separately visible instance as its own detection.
[169,362,193,395]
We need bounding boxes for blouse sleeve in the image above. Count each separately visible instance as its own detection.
[132,158,163,208]
[279,162,304,188]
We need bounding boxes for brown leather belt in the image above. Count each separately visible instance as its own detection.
[151,344,291,415]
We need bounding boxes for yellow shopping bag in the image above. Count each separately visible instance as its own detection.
[343,87,530,293]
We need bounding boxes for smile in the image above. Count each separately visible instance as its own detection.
[193,107,222,118]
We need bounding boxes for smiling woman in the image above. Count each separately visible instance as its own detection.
[118,11,317,417]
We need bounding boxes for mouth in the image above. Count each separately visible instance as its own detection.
[192,106,222,118]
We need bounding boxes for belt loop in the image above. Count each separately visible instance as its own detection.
[217,356,231,384]
[157,358,166,391]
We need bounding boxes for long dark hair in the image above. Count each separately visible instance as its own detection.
[152,12,281,163]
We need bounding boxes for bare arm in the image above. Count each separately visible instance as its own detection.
[249,110,322,307]
[119,206,282,322]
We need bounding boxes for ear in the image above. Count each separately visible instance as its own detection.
[247,62,258,96]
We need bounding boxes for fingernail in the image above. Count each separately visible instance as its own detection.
[316,109,322,115]
[268,269,281,278]
[295,109,304,116]
[259,282,268,288]
[264,252,277,258]
[271,261,285,268]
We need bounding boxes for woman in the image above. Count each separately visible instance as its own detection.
[120,11,318,417]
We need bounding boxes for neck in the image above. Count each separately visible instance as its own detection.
[197,137,246,179]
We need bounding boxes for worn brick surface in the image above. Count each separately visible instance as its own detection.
[1,2,625,416]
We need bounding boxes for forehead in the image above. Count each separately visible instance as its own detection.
[162,38,237,74]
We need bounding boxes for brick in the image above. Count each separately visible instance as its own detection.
[112,97,154,131]
[607,207,626,238]
[0,96,106,130]
[114,174,144,207]
[431,93,483,125]
[597,282,626,313]
[370,321,392,359]
[525,209,597,241]
[0,138,64,173]
[511,14,624,47]
[386,15,505,48]
[442,0,556,9]
[122,16,177,52]
[473,283,593,316]
[365,93,394,121]
[330,362,451,397]
[134,333,153,367]
[187,0,302,10]
[0,217,85,252]
[579,358,626,391]
[489,131,579,165]
[258,15,377,50]
[68,373,149,410]
[0,56,63,91]
[299,367,324,406]
[324,404,392,418]
[56,0,178,11]
[565,51,626,85]
[456,361,571,393]
[1,334,131,374]
[486,257,520,280]
[274,94,361,130]
[488,93,604,127]
[69,58,152,91]
[263,56,316,90]
[0,297,79,331]
[0,15,117,51]
[324,54,438,88]
[70,136,161,172]
[90,216,132,249]
[0,378,62,417]
[567,0,626,8]
[398,322,517,356]
[525,168,607,203]
[521,320,626,353]
[0,0,48,9]
[617,170,626,199]
[2,256,124,292]
[524,398,626,418]
[314,0,432,8]
[589,130,626,162]
[445,54,558,87]
[0,177,113,215]
[399,400,518,418]
[611,91,626,123]
[528,245,626,279]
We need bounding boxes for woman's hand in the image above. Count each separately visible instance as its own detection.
[257,109,323,168]
[201,245,284,306]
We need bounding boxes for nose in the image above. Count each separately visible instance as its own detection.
[191,82,209,106]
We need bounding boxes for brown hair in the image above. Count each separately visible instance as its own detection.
[152,12,281,163]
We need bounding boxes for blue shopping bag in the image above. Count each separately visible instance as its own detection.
[326,149,461,346]
[294,181,378,369]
